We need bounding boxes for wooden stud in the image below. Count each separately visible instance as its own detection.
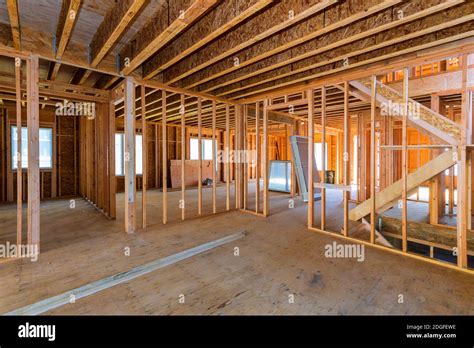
[401,67,409,252]
[255,101,260,213]
[308,89,314,228]
[320,87,326,230]
[212,100,217,214]
[180,94,186,220]
[27,55,40,250]
[15,57,22,246]
[198,97,202,216]
[226,104,230,211]
[370,75,377,244]
[243,105,248,210]
[108,98,116,219]
[343,82,350,236]
[141,84,147,228]
[162,90,168,224]
[263,100,269,216]
[124,77,136,233]
[457,54,470,268]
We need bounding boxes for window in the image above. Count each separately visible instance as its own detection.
[190,138,216,160]
[115,133,143,176]
[314,143,327,170]
[11,126,53,169]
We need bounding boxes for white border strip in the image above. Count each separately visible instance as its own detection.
[6,231,247,315]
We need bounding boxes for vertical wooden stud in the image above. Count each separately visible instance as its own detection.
[370,75,377,244]
[263,100,269,216]
[198,97,202,215]
[124,78,136,233]
[27,55,40,250]
[181,94,186,220]
[321,86,326,230]
[141,85,147,228]
[343,82,350,236]
[401,68,409,252]
[162,90,168,224]
[308,89,314,228]
[212,100,217,213]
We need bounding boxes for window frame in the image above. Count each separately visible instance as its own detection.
[115,132,143,177]
[11,125,54,171]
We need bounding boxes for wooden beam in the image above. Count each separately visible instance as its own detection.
[163,0,336,85]
[141,84,147,229]
[239,33,474,104]
[90,0,145,68]
[308,89,314,228]
[27,55,40,251]
[120,0,219,75]
[6,0,21,50]
[209,1,464,97]
[183,0,401,90]
[162,90,168,224]
[15,57,22,246]
[143,0,273,80]
[50,0,82,80]
[124,77,136,233]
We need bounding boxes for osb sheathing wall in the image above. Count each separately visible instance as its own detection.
[0,107,79,203]
[79,103,114,217]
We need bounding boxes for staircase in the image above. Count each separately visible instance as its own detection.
[348,78,461,221]
[350,78,461,146]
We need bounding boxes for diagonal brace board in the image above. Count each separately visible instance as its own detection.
[349,149,457,221]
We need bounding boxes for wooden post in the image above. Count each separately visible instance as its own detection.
[370,75,377,244]
[141,85,147,228]
[226,104,230,211]
[243,105,248,210]
[212,100,217,213]
[401,68,409,252]
[343,82,349,236]
[321,87,326,230]
[263,100,269,216]
[27,55,40,251]
[308,89,314,228]
[124,78,136,233]
[15,57,22,246]
[162,90,168,224]
[181,94,186,220]
[198,97,202,215]
[109,97,116,219]
[457,54,470,268]
[255,101,260,213]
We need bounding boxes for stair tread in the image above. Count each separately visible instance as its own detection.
[355,78,461,143]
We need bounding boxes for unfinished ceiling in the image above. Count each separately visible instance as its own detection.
[0,0,472,127]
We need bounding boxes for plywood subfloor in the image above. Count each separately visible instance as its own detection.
[0,184,473,315]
